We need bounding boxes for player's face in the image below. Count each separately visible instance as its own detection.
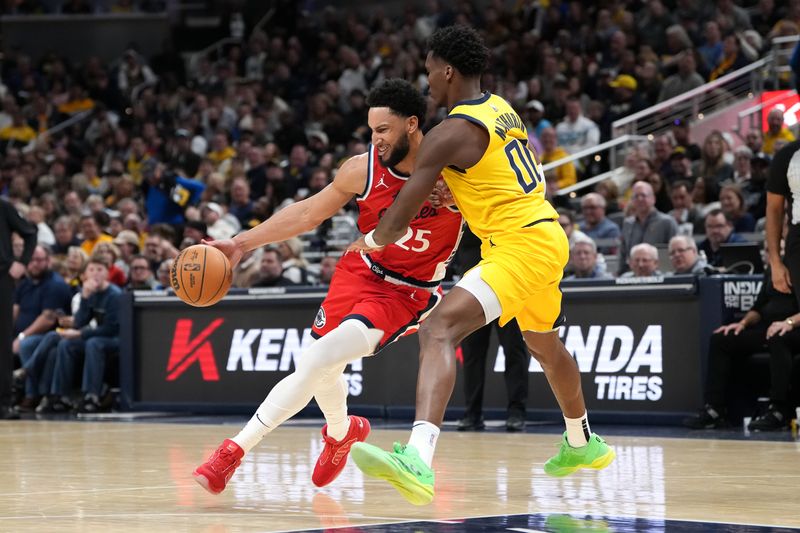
[425,53,448,107]
[368,107,411,168]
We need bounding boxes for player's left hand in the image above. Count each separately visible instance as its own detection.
[428,179,455,208]
[766,320,794,339]
[347,235,384,254]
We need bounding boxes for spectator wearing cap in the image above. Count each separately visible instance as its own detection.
[142,159,205,226]
[167,129,201,177]
[539,127,576,189]
[202,202,238,240]
[763,108,796,156]
[669,180,705,235]
[605,74,646,131]
[667,147,695,185]
[658,51,705,103]
[524,99,552,154]
[579,193,620,254]
[555,97,600,160]
[671,119,702,161]
[667,235,708,276]
[112,230,140,274]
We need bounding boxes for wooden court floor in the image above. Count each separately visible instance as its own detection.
[1,420,799,532]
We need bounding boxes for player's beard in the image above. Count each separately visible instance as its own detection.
[380,134,410,168]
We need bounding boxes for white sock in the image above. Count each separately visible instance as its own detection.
[315,369,351,441]
[564,412,591,448]
[408,420,440,467]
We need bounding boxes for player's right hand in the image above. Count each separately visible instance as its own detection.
[771,262,792,294]
[202,238,244,270]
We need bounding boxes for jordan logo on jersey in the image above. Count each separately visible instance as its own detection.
[375,174,389,189]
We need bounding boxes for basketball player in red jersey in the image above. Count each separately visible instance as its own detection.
[193,79,463,494]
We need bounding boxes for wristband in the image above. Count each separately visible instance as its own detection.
[364,230,381,248]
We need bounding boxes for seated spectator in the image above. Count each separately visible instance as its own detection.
[658,50,705,103]
[253,247,298,287]
[44,257,121,413]
[12,246,73,411]
[555,97,599,165]
[719,184,756,233]
[317,255,338,285]
[618,181,678,275]
[91,242,126,287]
[79,213,113,256]
[693,131,733,202]
[276,237,313,285]
[709,33,750,81]
[112,230,140,276]
[142,232,179,272]
[671,120,702,161]
[228,177,256,228]
[202,202,239,241]
[126,255,158,290]
[745,129,765,156]
[619,243,662,278]
[0,111,36,144]
[579,192,620,254]
[564,237,612,280]
[539,127,576,190]
[667,235,708,276]
[684,267,798,430]
[51,216,81,257]
[644,171,672,213]
[524,100,551,154]
[699,209,747,267]
[594,179,621,214]
[155,259,173,290]
[669,180,705,235]
[232,247,264,288]
[763,108,795,156]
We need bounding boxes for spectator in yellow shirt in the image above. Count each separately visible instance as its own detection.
[0,112,36,144]
[763,108,796,155]
[126,136,150,184]
[207,132,236,174]
[539,126,577,189]
[79,214,113,256]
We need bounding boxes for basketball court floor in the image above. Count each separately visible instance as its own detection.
[1,417,798,532]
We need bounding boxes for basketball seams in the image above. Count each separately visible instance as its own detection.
[195,246,208,305]
[205,247,228,305]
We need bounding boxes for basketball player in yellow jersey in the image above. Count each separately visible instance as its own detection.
[347,25,615,505]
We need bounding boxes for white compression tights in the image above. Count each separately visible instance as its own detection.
[232,319,384,453]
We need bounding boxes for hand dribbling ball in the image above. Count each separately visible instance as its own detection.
[171,244,232,307]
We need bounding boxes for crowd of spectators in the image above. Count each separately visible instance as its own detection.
[1,1,799,414]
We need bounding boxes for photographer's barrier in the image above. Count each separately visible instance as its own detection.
[119,275,760,423]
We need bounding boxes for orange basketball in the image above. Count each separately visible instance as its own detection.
[171,244,232,307]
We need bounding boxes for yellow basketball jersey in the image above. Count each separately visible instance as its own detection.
[441,93,558,242]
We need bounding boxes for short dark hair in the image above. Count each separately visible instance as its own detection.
[428,25,489,77]
[672,179,693,193]
[705,208,732,224]
[366,79,427,123]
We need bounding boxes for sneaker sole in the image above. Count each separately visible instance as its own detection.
[312,418,372,488]
[544,448,617,478]
[351,444,434,506]
[192,471,223,495]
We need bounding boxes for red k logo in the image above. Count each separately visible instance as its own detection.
[166,319,224,381]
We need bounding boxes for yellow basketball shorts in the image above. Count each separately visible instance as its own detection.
[474,220,569,332]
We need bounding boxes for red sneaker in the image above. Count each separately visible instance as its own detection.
[312,416,371,487]
[193,438,245,494]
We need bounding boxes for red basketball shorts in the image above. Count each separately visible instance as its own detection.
[311,253,442,353]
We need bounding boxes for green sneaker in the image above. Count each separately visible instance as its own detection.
[350,442,434,506]
[544,432,615,477]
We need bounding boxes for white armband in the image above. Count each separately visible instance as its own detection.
[364,230,381,248]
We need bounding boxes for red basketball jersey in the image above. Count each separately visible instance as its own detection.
[355,144,463,286]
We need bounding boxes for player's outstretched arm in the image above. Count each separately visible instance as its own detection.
[205,153,367,268]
